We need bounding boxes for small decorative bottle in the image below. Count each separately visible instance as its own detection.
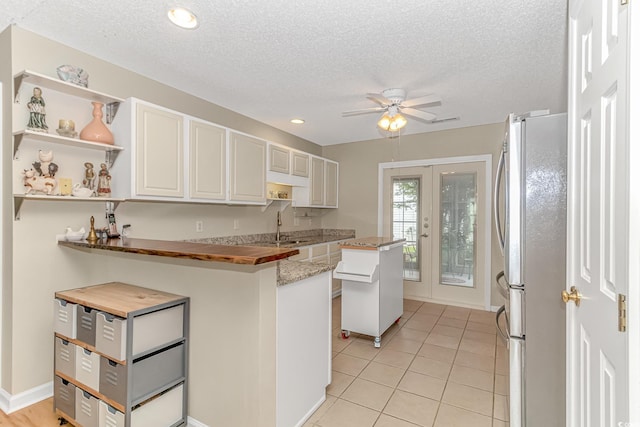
[79,102,114,145]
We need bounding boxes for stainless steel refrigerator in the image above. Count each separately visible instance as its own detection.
[494,111,567,426]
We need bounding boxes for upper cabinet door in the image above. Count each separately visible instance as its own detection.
[291,152,309,177]
[310,157,325,206]
[229,132,266,203]
[325,160,338,207]
[269,144,290,174]
[135,103,184,197]
[190,120,226,200]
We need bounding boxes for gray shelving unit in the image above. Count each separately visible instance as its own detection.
[53,282,189,427]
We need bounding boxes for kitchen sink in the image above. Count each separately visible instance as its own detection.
[259,239,314,247]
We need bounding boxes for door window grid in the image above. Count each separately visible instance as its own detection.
[439,172,477,287]
[392,177,420,281]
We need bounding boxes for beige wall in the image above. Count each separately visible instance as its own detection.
[0,24,13,391]
[322,124,506,307]
[1,24,321,396]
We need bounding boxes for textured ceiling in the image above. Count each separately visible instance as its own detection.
[0,0,568,146]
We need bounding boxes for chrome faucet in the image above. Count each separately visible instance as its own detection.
[276,211,282,243]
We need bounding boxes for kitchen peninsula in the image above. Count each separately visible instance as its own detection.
[57,235,338,427]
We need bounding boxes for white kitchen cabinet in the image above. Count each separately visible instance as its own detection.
[325,160,338,208]
[189,120,226,200]
[291,156,339,208]
[134,103,184,198]
[291,151,309,177]
[229,132,266,203]
[268,144,290,174]
[310,157,325,206]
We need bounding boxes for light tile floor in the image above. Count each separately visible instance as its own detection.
[304,297,509,427]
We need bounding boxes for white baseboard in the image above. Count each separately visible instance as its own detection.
[294,394,326,427]
[0,381,53,414]
[332,289,342,298]
[187,415,209,427]
[490,305,501,312]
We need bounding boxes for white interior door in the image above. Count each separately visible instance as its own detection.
[567,0,629,426]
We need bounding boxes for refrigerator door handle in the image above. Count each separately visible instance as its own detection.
[495,305,510,344]
[494,146,506,255]
[496,270,508,299]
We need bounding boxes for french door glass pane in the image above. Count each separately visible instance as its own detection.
[439,172,476,287]
[392,177,419,281]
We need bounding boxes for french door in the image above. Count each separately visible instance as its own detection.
[382,161,487,308]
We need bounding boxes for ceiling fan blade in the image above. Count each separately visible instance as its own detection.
[402,108,437,122]
[366,93,392,106]
[400,94,442,109]
[341,107,387,117]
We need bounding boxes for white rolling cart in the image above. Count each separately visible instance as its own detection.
[333,237,404,347]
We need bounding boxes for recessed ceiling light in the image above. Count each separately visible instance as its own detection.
[290,118,305,124]
[168,7,199,29]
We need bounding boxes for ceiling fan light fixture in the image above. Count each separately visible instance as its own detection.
[377,112,407,132]
[168,7,199,29]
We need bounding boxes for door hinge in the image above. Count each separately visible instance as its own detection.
[618,294,627,332]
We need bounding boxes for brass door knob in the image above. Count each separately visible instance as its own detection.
[562,286,581,306]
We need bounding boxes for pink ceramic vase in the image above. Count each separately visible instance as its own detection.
[80,102,114,145]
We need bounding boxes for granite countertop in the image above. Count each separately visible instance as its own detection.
[186,228,355,248]
[277,260,334,286]
[58,237,299,265]
[339,236,406,250]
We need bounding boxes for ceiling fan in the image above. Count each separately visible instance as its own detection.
[342,88,442,131]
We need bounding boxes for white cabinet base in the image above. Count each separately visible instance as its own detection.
[276,271,331,427]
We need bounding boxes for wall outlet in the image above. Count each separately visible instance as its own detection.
[196,220,204,232]
[233,219,240,230]
[293,217,300,226]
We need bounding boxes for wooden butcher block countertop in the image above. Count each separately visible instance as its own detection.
[58,237,299,265]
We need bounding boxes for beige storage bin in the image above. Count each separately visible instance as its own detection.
[75,346,100,391]
[99,401,124,427]
[96,305,184,361]
[95,312,127,360]
[54,337,76,379]
[131,383,184,427]
[75,388,99,427]
[54,299,77,339]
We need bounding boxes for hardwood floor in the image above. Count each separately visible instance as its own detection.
[0,398,62,427]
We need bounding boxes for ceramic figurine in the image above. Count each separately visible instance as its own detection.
[34,150,58,177]
[56,65,89,87]
[71,183,93,197]
[82,162,96,191]
[23,169,56,194]
[64,227,86,241]
[96,163,111,197]
[26,87,48,132]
